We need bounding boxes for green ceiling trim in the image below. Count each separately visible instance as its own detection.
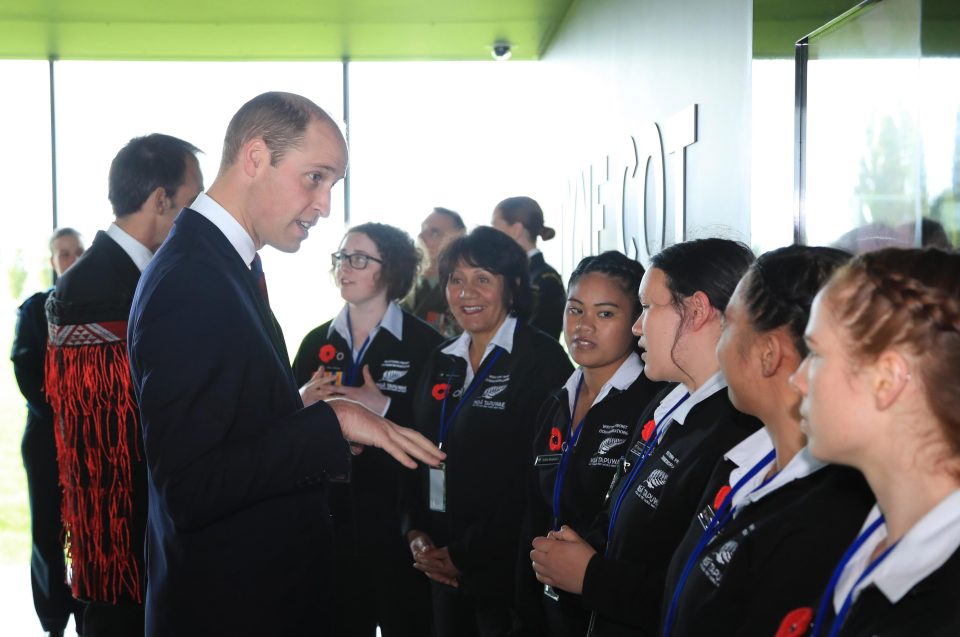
[0,0,575,61]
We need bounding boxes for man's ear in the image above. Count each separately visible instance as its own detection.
[241,137,269,178]
[873,349,911,410]
[149,186,167,214]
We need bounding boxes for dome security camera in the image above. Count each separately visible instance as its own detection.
[491,42,512,61]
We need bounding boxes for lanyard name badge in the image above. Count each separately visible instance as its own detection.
[661,448,777,637]
[429,347,506,513]
[811,515,899,637]
[345,309,378,386]
[544,375,586,602]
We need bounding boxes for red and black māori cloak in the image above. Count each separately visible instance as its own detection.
[44,231,147,605]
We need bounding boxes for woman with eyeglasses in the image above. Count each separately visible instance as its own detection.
[403,226,572,637]
[789,248,960,637]
[292,222,443,637]
[528,238,759,637]
[515,251,669,637]
[658,245,874,637]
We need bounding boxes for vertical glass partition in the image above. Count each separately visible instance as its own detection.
[796,0,959,251]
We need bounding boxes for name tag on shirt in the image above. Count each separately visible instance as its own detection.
[534,453,562,467]
[429,463,446,512]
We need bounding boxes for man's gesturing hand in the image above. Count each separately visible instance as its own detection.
[327,398,444,469]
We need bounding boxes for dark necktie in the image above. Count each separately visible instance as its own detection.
[251,253,270,306]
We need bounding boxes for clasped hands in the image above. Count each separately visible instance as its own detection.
[529,525,596,595]
[300,364,389,415]
[408,531,461,587]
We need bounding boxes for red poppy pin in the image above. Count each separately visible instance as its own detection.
[775,607,813,637]
[319,344,337,364]
[713,485,732,511]
[431,383,449,401]
[549,427,563,452]
[641,419,656,442]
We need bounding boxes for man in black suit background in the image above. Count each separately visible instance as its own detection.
[128,92,443,637]
[45,134,203,636]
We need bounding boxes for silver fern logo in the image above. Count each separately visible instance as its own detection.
[714,540,739,565]
[482,384,508,399]
[598,437,626,455]
[381,369,407,383]
[645,469,669,490]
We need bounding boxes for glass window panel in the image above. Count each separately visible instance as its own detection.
[750,58,796,253]
[347,61,563,265]
[0,60,54,567]
[801,0,926,252]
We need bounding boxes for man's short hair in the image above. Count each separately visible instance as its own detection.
[49,227,82,253]
[108,134,200,218]
[221,92,335,169]
[432,207,465,231]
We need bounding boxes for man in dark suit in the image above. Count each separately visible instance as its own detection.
[12,228,85,637]
[45,134,203,637]
[127,92,444,637]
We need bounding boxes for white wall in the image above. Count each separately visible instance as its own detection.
[542,0,754,267]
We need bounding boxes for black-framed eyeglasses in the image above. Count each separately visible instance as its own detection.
[331,251,383,270]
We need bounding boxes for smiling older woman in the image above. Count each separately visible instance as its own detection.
[402,226,572,637]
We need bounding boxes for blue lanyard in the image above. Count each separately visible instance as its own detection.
[812,514,898,637]
[606,392,691,548]
[438,348,505,448]
[551,375,586,530]
[345,308,379,386]
[661,448,777,637]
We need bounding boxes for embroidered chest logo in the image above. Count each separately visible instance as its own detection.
[644,468,669,490]
[382,369,407,382]
[549,427,563,452]
[598,437,626,455]
[319,344,337,363]
[482,384,508,399]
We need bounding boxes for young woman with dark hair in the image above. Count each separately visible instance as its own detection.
[403,226,572,637]
[528,238,759,637]
[516,251,670,636]
[659,245,875,637]
[792,248,960,637]
[492,196,566,340]
[291,222,443,637]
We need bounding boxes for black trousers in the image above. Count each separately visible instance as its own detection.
[333,550,432,637]
[22,415,83,632]
[81,601,144,637]
[431,582,512,637]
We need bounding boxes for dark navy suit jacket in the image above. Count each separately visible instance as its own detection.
[128,209,351,637]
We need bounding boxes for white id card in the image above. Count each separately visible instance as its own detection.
[429,463,446,512]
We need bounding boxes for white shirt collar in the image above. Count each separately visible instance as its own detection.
[441,315,517,387]
[563,353,644,417]
[328,301,404,349]
[190,192,257,268]
[738,446,826,509]
[724,433,827,512]
[834,489,960,609]
[723,428,774,490]
[653,370,727,430]
[106,223,153,272]
[527,248,541,258]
